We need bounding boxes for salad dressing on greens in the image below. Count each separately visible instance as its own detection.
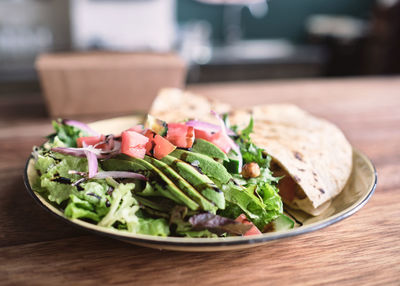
[31,115,294,237]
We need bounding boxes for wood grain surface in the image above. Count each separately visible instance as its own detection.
[1,77,399,285]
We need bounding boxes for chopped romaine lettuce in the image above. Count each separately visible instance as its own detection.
[98,183,139,231]
[219,182,282,230]
[65,194,101,222]
[136,217,170,236]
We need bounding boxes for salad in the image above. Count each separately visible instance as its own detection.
[31,113,294,238]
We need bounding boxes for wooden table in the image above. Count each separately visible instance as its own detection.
[1,77,399,285]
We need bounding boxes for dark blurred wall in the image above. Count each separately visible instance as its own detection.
[177,0,375,43]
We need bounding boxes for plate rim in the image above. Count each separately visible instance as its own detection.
[23,148,377,248]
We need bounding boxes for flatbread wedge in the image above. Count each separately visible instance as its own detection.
[150,88,353,216]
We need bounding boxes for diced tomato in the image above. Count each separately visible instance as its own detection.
[127,125,145,134]
[194,129,213,141]
[209,131,232,154]
[194,129,232,154]
[153,134,176,159]
[121,131,149,159]
[141,130,176,159]
[235,214,262,236]
[76,135,105,148]
[143,129,156,155]
[166,123,195,148]
[124,147,147,159]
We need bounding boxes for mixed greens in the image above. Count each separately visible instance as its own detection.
[31,114,293,237]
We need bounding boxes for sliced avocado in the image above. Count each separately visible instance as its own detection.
[160,155,225,209]
[224,149,243,174]
[170,149,232,185]
[192,139,228,161]
[223,159,240,174]
[144,156,218,213]
[101,157,199,210]
[271,214,294,231]
[145,114,168,136]
[133,195,174,212]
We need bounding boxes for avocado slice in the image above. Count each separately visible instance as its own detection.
[224,149,242,174]
[192,139,228,161]
[160,155,225,209]
[144,156,218,213]
[101,157,199,210]
[145,114,168,136]
[133,195,174,212]
[170,149,232,185]
[271,214,295,231]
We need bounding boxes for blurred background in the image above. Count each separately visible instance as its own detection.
[0,0,399,96]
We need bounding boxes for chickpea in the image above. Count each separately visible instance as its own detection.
[241,162,260,179]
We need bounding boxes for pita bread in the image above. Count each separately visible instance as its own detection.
[149,89,353,216]
[150,88,230,124]
[228,105,353,215]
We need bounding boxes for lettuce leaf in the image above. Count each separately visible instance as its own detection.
[189,213,251,236]
[65,194,101,222]
[47,119,88,148]
[35,153,91,204]
[98,183,139,231]
[136,218,170,236]
[219,182,280,229]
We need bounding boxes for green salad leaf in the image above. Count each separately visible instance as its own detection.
[47,119,88,148]
[65,194,102,222]
[35,153,90,203]
[98,183,139,231]
[220,116,283,229]
[136,217,170,236]
[219,182,282,230]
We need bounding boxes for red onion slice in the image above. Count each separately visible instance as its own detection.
[63,119,99,136]
[186,120,236,136]
[211,111,243,171]
[52,147,87,158]
[83,142,98,178]
[52,141,120,159]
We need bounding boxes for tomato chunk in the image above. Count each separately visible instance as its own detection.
[121,131,149,159]
[194,129,232,154]
[153,134,176,159]
[77,135,105,148]
[143,129,156,155]
[209,131,232,154]
[194,129,213,141]
[235,214,262,236]
[142,130,176,159]
[166,123,194,148]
